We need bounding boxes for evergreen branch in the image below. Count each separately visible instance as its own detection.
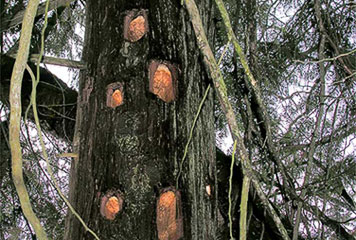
[176,84,211,189]
[214,0,288,178]
[294,48,356,64]
[1,0,77,32]
[213,0,302,234]
[8,0,48,239]
[293,1,327,239]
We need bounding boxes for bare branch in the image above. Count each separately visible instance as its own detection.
[8,53,86,69]
[9,0,48,238]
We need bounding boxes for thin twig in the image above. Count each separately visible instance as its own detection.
[333,72,356,85]
[294,48,356,64]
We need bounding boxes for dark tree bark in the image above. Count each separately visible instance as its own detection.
[64,0,217,239]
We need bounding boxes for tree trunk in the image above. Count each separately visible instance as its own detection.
[64,0,217,239]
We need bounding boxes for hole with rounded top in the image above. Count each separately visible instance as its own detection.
[128,16,146,42]
[124,10,149,42]
[206,185,212,196]
[149,60,178,103]
[100,191,124,220]
[105,196,120,220]
[112,89,123,107]
[106,82,124,108]
[156,187,183,240]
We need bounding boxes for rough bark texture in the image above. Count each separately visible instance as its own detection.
[64,0,216,239]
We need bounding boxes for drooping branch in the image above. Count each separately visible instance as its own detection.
[8,0,48,238]
[183,0,290,239]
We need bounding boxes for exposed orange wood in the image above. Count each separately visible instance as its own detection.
[128,16,146,42]
[112,89,123,107]
[105,196,121,220]
[157,189,183,240]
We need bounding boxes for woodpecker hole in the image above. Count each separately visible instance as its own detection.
[124,10,148,42]
[149,60,178,103]
[100,191,123,220]
[128,16,146,42]
[105,197,120,220]
[112,89,123,107]
[157,188,183,240]
[106,82,124,108]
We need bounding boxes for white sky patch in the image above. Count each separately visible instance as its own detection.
[216,125,234,154]
[44,64,72,85]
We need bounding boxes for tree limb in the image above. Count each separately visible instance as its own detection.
[9,0,48,238]
[7,53,86,69]
[183,0,290,239]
